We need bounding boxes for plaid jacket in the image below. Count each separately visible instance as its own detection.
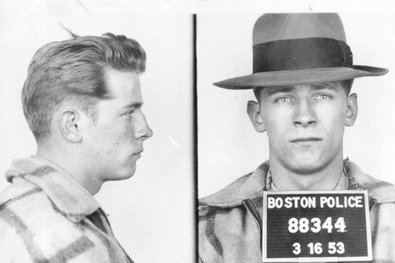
[0,156,133,263]
[199,161,395,263]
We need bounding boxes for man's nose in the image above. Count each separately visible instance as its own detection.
[135,114,153,140]
[293,99,316,127]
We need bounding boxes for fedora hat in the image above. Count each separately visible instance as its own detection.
[214,13,388,89]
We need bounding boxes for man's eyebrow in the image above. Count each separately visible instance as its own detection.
[263,83,341,96]
[121,102,143,109]
[310,82,341,91]
[263,86,294,96]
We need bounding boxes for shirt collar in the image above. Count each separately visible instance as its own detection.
[266,167,349,191]
[6,156,100,223]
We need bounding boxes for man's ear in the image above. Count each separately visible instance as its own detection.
[247,101,266,133]
[345,93,358,127]
[57,108,84,143]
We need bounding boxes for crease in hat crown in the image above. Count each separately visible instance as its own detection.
[214,13,388,90]
[253,13,346,44]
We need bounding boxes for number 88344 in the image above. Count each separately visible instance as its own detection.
[288,217,346,233]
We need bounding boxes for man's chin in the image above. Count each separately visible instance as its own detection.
[288,165,323,175]
[108,166,137,181]
[284,157,327,175]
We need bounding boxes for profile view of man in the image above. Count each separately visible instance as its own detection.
[199,13,395,262]
[0,33,152,262]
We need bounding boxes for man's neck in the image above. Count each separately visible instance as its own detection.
[269,159,344,191]
[36,144,103,195]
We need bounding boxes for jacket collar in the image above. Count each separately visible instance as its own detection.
[199,162,269,207]
[346,160,395,203]
[5,156,100,223]
[199,160,395,208]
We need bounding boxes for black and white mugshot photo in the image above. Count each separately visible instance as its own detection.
[2,1,395,263]
[0,3,193,262]
[197,12,395,262]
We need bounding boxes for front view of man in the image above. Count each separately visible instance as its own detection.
[199,13,395,262]
[0,33,152,262]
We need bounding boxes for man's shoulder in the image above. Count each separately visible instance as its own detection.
[0,177,74,230]
[0,177,41,205]
[0,178,97,261]
[198,166,266,263]
[347,161,395,204]
[0,179,50,262]
[0,177,46,216]
[359,174,395,204]
[198,163,269,218]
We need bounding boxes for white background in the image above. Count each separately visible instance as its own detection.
[0,2,194,262]
[198,12,395,197]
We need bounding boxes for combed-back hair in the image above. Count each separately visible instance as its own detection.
[22,33,146,141]
[253,79,354,100]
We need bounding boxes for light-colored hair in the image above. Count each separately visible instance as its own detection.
[22,33,146,141]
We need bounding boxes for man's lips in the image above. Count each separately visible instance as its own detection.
[290,137,322,143]
[133,149,144,157]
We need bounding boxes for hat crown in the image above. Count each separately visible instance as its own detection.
[253,13,346,45]
[213,13,388,89]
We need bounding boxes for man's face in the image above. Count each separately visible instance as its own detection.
[248,82,358,175]
[83,69,153,182]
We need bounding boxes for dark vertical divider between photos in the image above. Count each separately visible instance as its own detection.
[193,13,198,263]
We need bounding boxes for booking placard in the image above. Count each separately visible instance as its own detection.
[262,191,372,262]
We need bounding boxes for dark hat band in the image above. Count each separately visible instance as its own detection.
[253,38,353,73]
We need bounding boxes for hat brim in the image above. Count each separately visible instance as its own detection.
[213,65,388,89]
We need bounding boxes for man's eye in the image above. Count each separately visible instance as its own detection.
[315,94,332,101]
[275,97,292,103]
[124,110,135,117]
